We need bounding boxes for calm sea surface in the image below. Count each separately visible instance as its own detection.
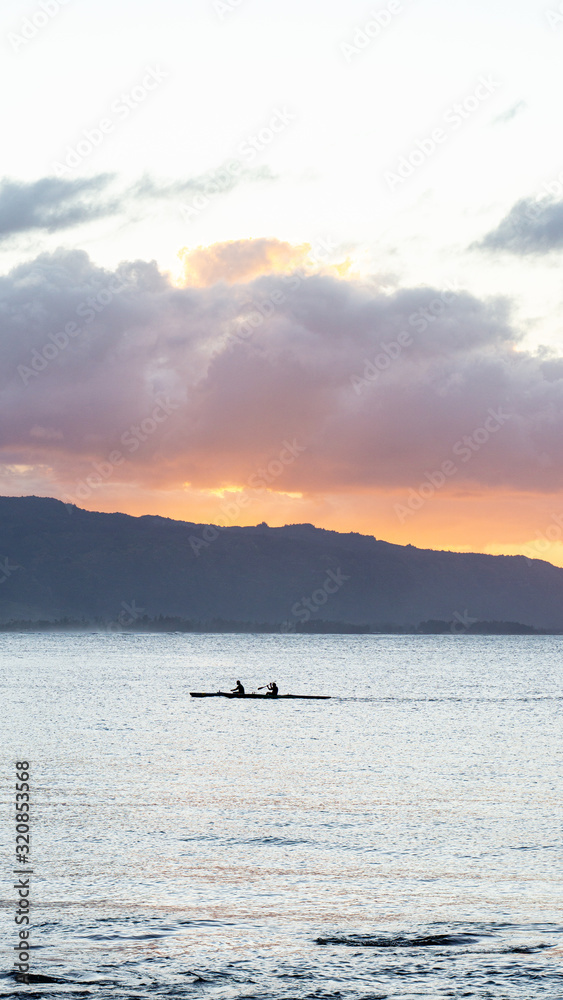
[1,632,562,999]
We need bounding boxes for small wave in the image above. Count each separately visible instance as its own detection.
[509,944,551,953]
[84,932,170,941]
[243,836,314,846]
[316,932,479,948]
[340,695,563,703]
[12,972,68,984]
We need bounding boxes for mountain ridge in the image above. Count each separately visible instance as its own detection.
[0,495,560,629]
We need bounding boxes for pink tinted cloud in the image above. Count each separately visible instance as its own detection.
[1,244,562,498]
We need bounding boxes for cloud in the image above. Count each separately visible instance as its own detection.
[492,100,527,125]
[477,197,563,254]
[1,244,563,501]
[179,238,313,286]
[132,164,275,203]
[0,175,117,240]
[0,165,275,243]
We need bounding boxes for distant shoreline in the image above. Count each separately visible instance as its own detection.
[0,618,557,635]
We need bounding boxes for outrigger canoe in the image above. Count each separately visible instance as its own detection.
[190,692,331,700]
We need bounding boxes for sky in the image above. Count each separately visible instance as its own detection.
[2,0,563,565]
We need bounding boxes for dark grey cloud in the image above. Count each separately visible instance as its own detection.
[0,164,276,242]
[0,175,117,240]
[477,197,563,254]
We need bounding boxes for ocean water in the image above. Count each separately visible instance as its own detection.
[1,632,562,999]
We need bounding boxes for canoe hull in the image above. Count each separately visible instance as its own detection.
[190,692,330,700]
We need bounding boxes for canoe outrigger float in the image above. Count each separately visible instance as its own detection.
[190,692,331,700]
